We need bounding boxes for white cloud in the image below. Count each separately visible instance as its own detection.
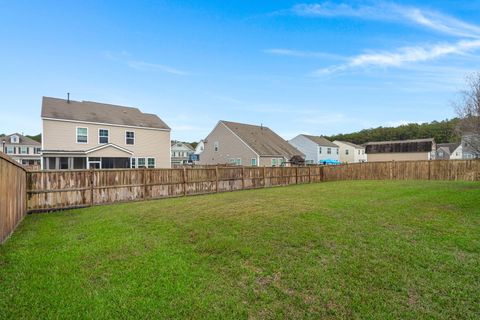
[104,51,189,76]
[314,39,480,75]
[263,48,344,60]
[291,2,480,38]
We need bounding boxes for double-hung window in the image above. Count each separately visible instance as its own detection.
[271,158,277,166]
[99,129,109,144]
[20,147,28,154]
[147,158,155,168]
[137,158,146,168]
[327,148,331,155]
[251,158,257,166]
[126,131,135,145]
[77,127,88,143]
[6,146,14,154]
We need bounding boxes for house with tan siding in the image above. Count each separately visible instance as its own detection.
[41,96,171,169]
[333,140,367,163]
[199,120,304,166]
[1,133,41,167]
[364,138,436,162]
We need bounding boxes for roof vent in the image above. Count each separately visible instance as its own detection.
[67,92,70,103]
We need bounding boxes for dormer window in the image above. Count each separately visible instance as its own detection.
[10,135,19,144]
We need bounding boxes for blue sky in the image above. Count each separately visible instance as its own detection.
[1,1,479,141]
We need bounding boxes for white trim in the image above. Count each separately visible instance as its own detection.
[85,143,134,155]
[125,130,135,145]
[43,117,170,132]
[219,121,260,157]
[98,128,109,144]
[76,126,88,144]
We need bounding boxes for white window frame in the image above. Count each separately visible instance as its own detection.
[271,158,277,166]
[327,148,332,155]
[137,157,146,168]
[125,131,135,145]
[10,135,19,144]
[20,146,28,154]
[251,158,257,166]
[345,149,349,155]
[98,128,109,144]
[147,158,155,168]
[6,146,14,154]
[76,127,88,144]
[236,158,241,165]
[319,147,322,154]
[214,141,219,152]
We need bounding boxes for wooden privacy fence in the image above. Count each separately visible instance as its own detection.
[0,153,27,244]
[25,160,480,213]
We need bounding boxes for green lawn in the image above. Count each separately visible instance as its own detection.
[1,181,480,319]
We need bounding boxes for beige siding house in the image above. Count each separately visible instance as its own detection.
[200,120,304,166]
[365,138,435,162]
[1,133,41,167]
[41,97,171,169]
[333,140,367,163]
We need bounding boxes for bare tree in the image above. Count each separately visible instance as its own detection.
[454,72,480,157]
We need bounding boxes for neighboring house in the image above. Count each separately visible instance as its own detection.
[0,133,41,167]
[171,141,195,166]
[193,139,205,163]
[461,133,480,159]
[200,120,304,166]
[41,96,171,170]
[364,138,436,162]
[288,134,339,164]
[333,140,367,163]
[436,142,462,160]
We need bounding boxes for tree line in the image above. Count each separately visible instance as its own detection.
[325,118,460,145]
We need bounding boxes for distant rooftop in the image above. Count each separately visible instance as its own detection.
[300,135,338,148]
[221,120,304,158]
[365,138,435,154]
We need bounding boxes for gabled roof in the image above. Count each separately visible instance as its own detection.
[333,140,364,149]
[41,97,170,130]
[437,142,461,153]
[2,133,40,146]
[171,141,194,150]
[364,138,435,154]
[221,121,304,158]
[301,135,338,148]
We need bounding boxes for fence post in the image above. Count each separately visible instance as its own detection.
[183,167,187,196]
[295,166,298,184]
[308,166,311,183]
[428,161,431,180]
[263,166,266,188]
[89,169,94,206]
[241,167,245,190]
[143,168,147,200]
[320,166,324,182]
[215,166,219,192]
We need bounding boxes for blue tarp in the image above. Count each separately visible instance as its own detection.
[319,159,341,165]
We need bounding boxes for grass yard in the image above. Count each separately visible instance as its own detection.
[1,180,480,319]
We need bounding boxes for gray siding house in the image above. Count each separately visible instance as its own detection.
[199,121,304,166]
[288,134,339,164]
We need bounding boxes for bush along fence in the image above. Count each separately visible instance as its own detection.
[0,153,27,243]
[26,160,479,213]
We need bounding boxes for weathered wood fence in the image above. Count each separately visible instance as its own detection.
[26,160,479,213]
[0,153,27,243]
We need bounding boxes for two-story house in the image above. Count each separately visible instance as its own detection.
[41,96,171,170]
[1,133,41,167]
[171,141,195,166]
[199,120,304,166]
[288,134,340,164]
[333,140,367,163]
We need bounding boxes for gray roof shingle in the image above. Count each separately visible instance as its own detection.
[301,135,338,148]
[221,121,304,158]
[41,97,170,130]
